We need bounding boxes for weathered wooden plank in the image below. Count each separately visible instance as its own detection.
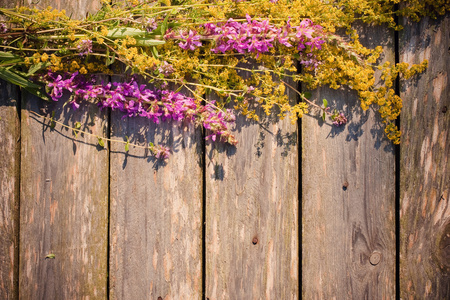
[0,1,24,298]
[18,1,108,299]
[399,14,450,299]
[19,95,109,299]
[0,80,20,300]
[205,75,299,298]
[109,102,203,298]
[301,25,396,299]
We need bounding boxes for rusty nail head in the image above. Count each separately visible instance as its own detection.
[157,297,162,300]
[442,106,448,113]
[370,252,381,266]
[252,237,258,245]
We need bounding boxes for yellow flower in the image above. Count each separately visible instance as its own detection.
[40,53,49,62]
[32,53,41,64]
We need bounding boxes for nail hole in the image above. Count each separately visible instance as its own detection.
[252,237,258,245]
[343,181,349,191]
[442,106,447,113]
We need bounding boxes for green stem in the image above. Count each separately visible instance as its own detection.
[28,110,159,153]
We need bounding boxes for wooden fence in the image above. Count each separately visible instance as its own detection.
[0,1,448,299]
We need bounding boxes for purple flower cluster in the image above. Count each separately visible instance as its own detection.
[151,144,171,159]
[42,72,238,149]
[46,71,80,104]
[202,103,237,145]
[331,112,348,126]
[158,61,175,77]
[177,15,325,61]
[77,39,93,56]
[145,18,158,33]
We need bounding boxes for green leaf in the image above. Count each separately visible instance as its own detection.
[23,86,51,101]
[107,27,148,39]
[133,38,165,47]
[322,111,326,121]
[110,52,116,66]
[174,85,183,93]
[1,68,50,103]
[322,98,328,108]
[50,111,56,129]
[73,122,81,138]
[125,136,130,152]
[45,253,56,259]
[303,92,312,99]
[160,11,172,36]
[0,67,41,89]
[0,58,23,65]
[0,51,20,59]
[105,47,111,66]
[27,62,51,77]
[150,46,159,58]
[97,137,105,148]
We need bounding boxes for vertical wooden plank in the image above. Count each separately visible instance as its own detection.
[109,106,203,298]
[205,73,299,298]
[399,14,450,299]
[1,1,23,298]
[0,80,20,300]
[19,1,108,299]
[301,25,396,299]
[20,98,109,299]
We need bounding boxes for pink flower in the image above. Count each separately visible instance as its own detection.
[331,112,348,126]
[178,30,202,50]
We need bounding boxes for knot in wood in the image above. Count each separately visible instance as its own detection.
[369,252,381,266]
[252,237,258,245]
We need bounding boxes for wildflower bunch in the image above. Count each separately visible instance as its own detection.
[0,0,442,155]
[40,71,238,148]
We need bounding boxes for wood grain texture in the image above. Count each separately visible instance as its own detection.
[0,0,21,298]
[19,95,109,299]
[301,25,396,299]
[205,74,299,299]
[17,1,108,299]
[399,14,450,299]
[0,80,20,300]
[109,111,203,299]
[24,0,101,18]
